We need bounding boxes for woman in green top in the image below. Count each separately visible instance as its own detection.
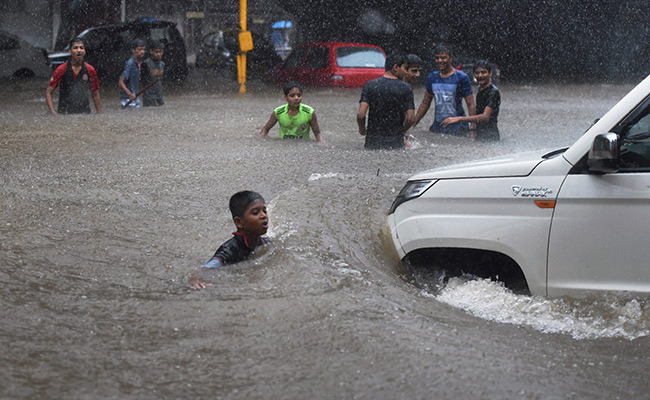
[260,81,323,142]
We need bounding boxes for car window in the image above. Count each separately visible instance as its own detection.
[284,47,306,69]
[0,32,19,51]
[303,47,329,69]
[81,30,121,51]
[617,95,650,170]
[336,47,385,68]
[151,27,171,43]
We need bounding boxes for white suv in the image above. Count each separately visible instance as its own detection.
[388,74,650,298]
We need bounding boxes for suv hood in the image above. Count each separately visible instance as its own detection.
[408,149,562,181]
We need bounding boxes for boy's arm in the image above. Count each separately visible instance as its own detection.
[442,106,494,126]
[189,258,223,289]
[118,76,136,101]
[357,102,369,135]
[464,94,477,138]
[414,91,433,128]
[92,90,102,114]
[45,85,57,115]
[309,111,323,142]
[404,109,415,131]
[260,112,278,137]
[189,268,211,289]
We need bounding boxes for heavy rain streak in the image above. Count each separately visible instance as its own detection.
[2,1,650,399]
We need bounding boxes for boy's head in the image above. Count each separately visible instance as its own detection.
[385,52,407,79]
[150,41,164,61]
[283,80,303,96]
[474,59,492,73]
[433,44,453,72]
[473,59,493,86]
[404,53,423,84]
[229,191,268,236]
[68,38,85,61]
[131,39,147,61]
[283,81,303,107]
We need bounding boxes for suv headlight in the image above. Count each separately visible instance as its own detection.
[388,180,435,214]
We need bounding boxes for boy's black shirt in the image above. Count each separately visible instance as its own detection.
[211,232,271,265]
[360,77,415,149]
[475,83,501,141]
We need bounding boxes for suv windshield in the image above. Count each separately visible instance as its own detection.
[336,47,385,68]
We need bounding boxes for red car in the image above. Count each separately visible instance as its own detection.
[267,42,386,87]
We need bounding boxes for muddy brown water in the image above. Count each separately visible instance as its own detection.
[1,71,648,399]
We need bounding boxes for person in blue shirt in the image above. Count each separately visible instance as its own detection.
[118,39,146,108]
[189,191,270,289]
[413,44,476,137]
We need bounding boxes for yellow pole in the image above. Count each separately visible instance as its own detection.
[238,0,247,93]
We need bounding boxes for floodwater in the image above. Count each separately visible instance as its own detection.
[1,71,649,399]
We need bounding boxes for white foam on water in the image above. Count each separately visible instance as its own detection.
[308,172,342,181]
[433,277,650,340]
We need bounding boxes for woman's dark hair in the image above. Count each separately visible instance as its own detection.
[283,81,303,95]
[229,191,265,218]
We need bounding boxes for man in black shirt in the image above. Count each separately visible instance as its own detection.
[357,52,415,150]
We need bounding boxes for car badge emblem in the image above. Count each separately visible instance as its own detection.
[511,185,522,196]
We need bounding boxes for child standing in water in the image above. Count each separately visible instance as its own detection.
[442,60,501,141]
[118,39,146,108]
[189,191,271,289]
[46,37,102,115]
[260,81,323,142]
[142,41,165,107]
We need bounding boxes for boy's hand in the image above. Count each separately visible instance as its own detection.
[190,281,212,289]
[189,273,212,289]
[442,116,460,127]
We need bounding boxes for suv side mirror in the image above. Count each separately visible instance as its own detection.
[588,132,619,173]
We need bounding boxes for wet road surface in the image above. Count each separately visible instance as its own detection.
[1,71,648,399]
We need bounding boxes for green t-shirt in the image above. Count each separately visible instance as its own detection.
[274,103,314,139]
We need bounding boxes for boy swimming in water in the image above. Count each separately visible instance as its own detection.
[189,191,270,289]
[260,81,323,142]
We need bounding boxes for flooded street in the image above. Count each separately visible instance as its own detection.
[1,72,649,399]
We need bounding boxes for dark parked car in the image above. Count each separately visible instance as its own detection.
[267,42,386,87]
[196,30,282,75]
[0,29,51,79]
[48,20,188,82]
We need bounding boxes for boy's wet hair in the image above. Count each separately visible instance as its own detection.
[385,52,406,72]
[283,81,303,95]
[150,41,165,50]
[69,37,84,47]
[132,39,147,49]
[230,191,265,218]
[434,44,452,57]
[474,59,492,72]
[406,53,423,68]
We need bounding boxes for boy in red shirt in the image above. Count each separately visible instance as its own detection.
[46,38,101,115]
